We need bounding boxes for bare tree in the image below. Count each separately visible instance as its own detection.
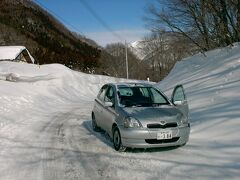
[98,43,151,80]
[145,0,240,52]
[138,31,194,81]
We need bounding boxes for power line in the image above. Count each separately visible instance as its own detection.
[33,0,86,36]
[19,0,126,43]
[78,0,125,42]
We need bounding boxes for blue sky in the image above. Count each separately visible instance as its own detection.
[33,0,151,46]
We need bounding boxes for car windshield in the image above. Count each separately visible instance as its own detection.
[117,86,170,107]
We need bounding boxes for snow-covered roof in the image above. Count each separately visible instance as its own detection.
[0,46,35,63]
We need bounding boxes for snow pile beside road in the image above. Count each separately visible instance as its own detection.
[0,61,127,101]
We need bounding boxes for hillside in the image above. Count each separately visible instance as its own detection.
[0,43,239,179]
[0,0,100,71]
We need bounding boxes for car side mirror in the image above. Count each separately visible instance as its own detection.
[104,101,113,107]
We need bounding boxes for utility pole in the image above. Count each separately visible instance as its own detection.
[125,41,129,79]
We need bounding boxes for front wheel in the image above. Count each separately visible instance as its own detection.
[92,114,100,132]
[113,127,126,152]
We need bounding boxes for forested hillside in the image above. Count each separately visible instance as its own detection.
[0,0,100,71]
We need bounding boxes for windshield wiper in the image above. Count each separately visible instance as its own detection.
[123,103,147,107]
[151,103,169,106]
[136,103,152,107]
[123,102,169,108]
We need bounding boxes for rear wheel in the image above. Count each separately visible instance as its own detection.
[113,127,126,152]
[92,114,100,132]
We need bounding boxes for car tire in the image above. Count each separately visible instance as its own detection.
[113,127,126,152]
[92,114,100,132]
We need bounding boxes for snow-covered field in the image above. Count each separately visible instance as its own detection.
[0,44,240,180]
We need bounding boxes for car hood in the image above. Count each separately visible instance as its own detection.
[123,105,181,127]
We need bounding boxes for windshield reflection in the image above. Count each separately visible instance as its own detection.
[117,86,170,107]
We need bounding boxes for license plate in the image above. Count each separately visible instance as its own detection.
[157,131,172,140]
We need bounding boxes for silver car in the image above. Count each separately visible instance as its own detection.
[92,83,190,151]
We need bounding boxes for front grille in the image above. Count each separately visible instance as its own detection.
[147,122,177,129]
[145,137,180,144]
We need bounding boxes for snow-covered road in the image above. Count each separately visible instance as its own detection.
[1,98,239,180]
[0,44,240,180]
[1,99,238,180]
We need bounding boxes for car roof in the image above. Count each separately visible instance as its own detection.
[106,82,155,88]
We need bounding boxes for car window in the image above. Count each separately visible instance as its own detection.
[104,86,115,104]
[118,86,169,107]
[139,87,150,97]
[97,85,108,102]
[118,87,133,96]
[150,88,168,104]
[173,86,186,101]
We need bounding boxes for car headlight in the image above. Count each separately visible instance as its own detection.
[123,117,142,128]
[181,117,188,125]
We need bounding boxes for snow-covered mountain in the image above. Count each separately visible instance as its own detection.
[130,40,146,60]
[0,43,240,179]
[130,32,183,60]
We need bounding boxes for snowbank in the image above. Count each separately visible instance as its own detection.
[0,61,132,101]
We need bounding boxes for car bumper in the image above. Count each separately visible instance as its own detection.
[119,124,190,148]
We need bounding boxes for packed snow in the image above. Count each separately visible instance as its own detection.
[0,43,240,180]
